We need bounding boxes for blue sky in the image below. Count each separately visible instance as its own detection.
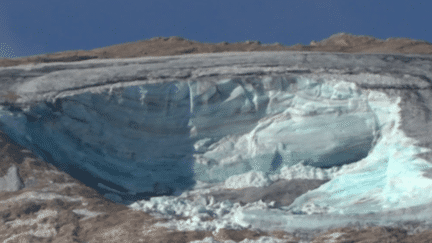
[0,0,430,59]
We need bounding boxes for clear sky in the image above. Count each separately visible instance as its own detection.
[0,0,430,59]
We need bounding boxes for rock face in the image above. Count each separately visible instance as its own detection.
[1,47,432,242]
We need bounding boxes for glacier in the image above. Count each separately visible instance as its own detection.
[0,76,379,199]
[1,51,432,234]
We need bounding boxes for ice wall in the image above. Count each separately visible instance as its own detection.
[0,75,378,203]
[128,82,432,234]
[2,73,432,233]
[238,90,432,233]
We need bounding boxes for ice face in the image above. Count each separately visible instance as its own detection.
[1,74,432,233]
[281,90,432,214]
[0,76,377,198]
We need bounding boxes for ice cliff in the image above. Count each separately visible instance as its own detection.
[0,75,378,198]
[1,51,432,232]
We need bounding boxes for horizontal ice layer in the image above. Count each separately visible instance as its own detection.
[0,76,377,202]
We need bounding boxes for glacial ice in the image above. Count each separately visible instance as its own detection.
[1,75,432,233]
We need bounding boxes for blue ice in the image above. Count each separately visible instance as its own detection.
[1,76,432,232]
